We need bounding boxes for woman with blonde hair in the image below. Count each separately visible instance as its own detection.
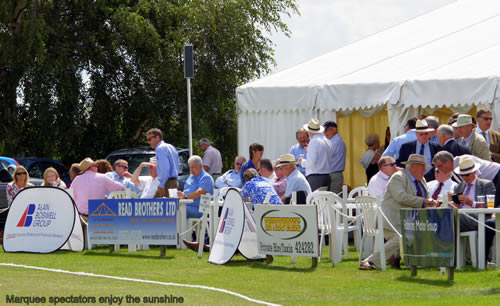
[41,167,67,189]
[6,166,34,205]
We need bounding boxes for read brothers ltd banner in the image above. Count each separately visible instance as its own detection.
[255,205,319,257]
[401,208,455,267]
[3,187,77,253]
[88,198,177,245]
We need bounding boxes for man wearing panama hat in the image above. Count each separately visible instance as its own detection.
[451,155,495,229]
[453,114,491,161]
[299,118,333,192]
[360,154,439,270]
[397,119,441,181]
[71,157,125,217]
[279,154,311,204]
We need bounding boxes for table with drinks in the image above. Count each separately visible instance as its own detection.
[456,194,500,270]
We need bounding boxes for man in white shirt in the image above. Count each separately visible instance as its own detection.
[427,168,457,201]
[367,156,400,198]
[299,118,333,192]
[131,158,160,199]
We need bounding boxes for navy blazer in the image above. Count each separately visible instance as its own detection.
[397,140,441,181]
[440,139,471,157]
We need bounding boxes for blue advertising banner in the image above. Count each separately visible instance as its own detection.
[401,208,455,267]
[88,198,177,245]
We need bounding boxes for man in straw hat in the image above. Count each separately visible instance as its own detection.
[360,154,439,270]
[397,119,441,182]
[453,114,491,161]
[71,157,125,218]
[299,118,333,192]
[451,155,496,263]
[279,153,311,204]
[450,155,495,228]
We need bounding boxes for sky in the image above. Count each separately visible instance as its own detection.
[269,0,455,73]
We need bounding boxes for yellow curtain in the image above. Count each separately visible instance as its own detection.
[337,106,477,189]
[337,110,389,189]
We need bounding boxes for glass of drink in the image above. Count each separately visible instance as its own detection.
[477,196,486,208]
[487,194,495,208]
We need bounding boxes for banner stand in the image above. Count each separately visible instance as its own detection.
[255,204,320,268]
[401,208,455,281]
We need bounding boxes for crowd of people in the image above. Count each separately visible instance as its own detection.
[360,109,500,270]
[4,108,500,267]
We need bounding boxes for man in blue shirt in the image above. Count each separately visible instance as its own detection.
[324,121,346,194]
[279,154,311,204]
[241,168,282,207]
[146,128,180,198]
[289,128,309,175]
[382,118,417,159]
[106,159,141,196]
[215,156,246,188]
[177,155,214,218]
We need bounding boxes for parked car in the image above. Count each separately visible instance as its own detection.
[15,157,70,186]
[0,156,19,176]
[106,147,190,190]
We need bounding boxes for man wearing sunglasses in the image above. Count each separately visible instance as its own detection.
[367,156,400,198]
[106,159,141,196]
[215,156,246,188]
[146,128,180,198]
[476,108,500,162]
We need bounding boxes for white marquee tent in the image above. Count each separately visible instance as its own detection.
[237,0,500,172]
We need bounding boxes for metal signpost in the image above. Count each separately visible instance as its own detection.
[184,44,194,156]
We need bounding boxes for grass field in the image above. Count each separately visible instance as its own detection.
[1,245,500,305]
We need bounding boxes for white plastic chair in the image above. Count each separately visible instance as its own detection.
[335,192,362,259]
[355,195,386,270]
[306,191,336,263]
[107,188,139,252]
[348,186,368,200]
[458,231,478,268]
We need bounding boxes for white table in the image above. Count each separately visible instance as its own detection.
[457,208,500,270]
[176,199,193,249]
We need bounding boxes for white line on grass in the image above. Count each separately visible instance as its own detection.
[0,263,280,306]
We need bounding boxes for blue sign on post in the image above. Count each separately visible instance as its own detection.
[88,198,177,245]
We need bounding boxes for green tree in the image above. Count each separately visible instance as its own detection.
[0,0,298,169]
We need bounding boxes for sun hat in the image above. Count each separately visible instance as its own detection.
[454,155,480,175]
[402,154,429,166]
[79,157,96,173]
[452,114,475,128]
[413,119,435,133]
[279,154,299,165]
[303,118,325,133]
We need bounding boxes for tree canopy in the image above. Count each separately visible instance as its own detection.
[0,0,298,168]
